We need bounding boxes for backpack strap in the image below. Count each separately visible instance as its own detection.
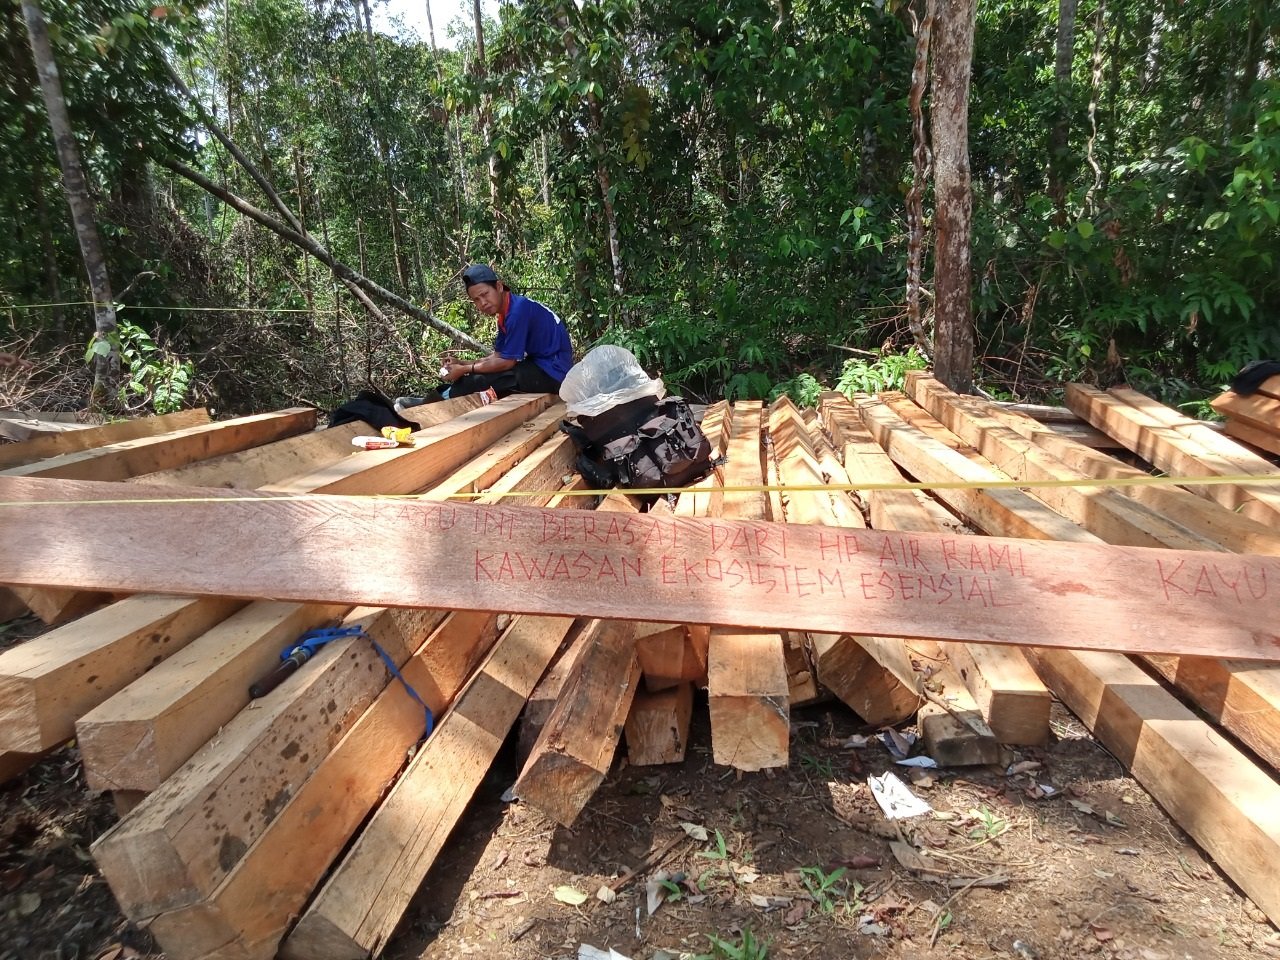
[559,418,595,455]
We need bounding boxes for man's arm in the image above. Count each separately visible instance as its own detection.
[444,351,516,381]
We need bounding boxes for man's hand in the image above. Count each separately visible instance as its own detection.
[444,361,473,382]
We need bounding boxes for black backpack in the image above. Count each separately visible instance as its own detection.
[1230,359,1280,396]
[561,396,714,494]
[328,388,418,431]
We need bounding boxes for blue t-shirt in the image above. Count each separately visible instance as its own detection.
[494,294,574,382]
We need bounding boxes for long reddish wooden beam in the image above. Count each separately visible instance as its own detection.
[0,475,1277,662]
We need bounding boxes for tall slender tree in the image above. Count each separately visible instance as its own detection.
[905,0,934,358]
[1049,0,1078,215]
[929,0,977,393]
[21,0,119,405]
[550,2,624,297]
[356,0,412,293]
[472,0,503,247]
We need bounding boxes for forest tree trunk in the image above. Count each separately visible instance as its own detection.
[293,144,315,316]
[1049,0,1078,216]
[1236,0,1265,134]
[423,0,464,237]
[905,0,934,358]
[929,0,977,394]
[553,3,624,297]
[1082,0,1106,213]
[356,0,412,292]
[591,96,626,298]
[21,0,119,406]
[473,0,503,249]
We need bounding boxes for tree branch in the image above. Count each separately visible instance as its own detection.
[155,155,485,351]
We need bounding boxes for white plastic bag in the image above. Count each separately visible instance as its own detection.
[559,344,665,418]
[867,771,933,819]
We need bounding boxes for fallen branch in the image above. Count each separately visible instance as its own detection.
[153,156,484,352]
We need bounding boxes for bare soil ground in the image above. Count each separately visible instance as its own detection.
[384,699,1279,960]
[1,607,1277,960]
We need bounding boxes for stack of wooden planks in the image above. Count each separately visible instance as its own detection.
[0,380,1278,960]
[0,408,94,443]
[1210,372,1280,457]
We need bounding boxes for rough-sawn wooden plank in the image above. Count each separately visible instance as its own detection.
[0,475,1278,661]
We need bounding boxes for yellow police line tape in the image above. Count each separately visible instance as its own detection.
[5,299,337,315]
[0,470,1278,510]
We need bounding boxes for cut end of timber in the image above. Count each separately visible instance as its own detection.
[635,623,707,690]
[514,620,640,826]
[708,631,791,771]
[0,679,41,754]
[91,823,201,920]
[811,633,920,727]
[918,701,1001,767]
[708,693,790,772]
[78,721,156,792]
[515,750,607,827]
[279,914,368,960]
[148,901,240,960]
[625,684,694,766]
[12,585,108,625]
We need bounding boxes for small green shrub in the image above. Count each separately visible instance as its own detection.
[88,319,196,414]
[834,347,928,397]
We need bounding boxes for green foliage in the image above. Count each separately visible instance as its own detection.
[692,928,770,960]
[656,877,684,903]
[798,865,860,915]
[969,4,1280,398]
[87,320,195,414]
[1,1,196,293]
[834,348,929,397]
[966,806,1010,842]
[600,298,731,398]
[769,373,823,407]
[726,371,774,402]
[484,0,913,398]
[797,751,835,779]
[5,0,1279,415]
[697,828,730,862]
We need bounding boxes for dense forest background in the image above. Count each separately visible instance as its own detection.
[1,0,1277,417]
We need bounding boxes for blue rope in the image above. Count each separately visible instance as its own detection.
[287,625,435,740]
[289,625,361,659]
[368,634,435,739]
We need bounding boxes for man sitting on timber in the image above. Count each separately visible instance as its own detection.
[396,264,573,415]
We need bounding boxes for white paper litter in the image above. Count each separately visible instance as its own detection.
[895,756,938,768]
[880,729,917,760]
[1006,759,1043,776]
[578,946,632,960]
[679,821,708,841]
[645,871,675,916]
[868,771,934,819]
[858,914,892,936]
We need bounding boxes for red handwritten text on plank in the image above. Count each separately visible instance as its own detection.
[3,475,1280,662]
[427,505,1275,614]
[1157,559,1268,604]
[475,549,642,586]
[659,556,843,598]
[538,512,682,549]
